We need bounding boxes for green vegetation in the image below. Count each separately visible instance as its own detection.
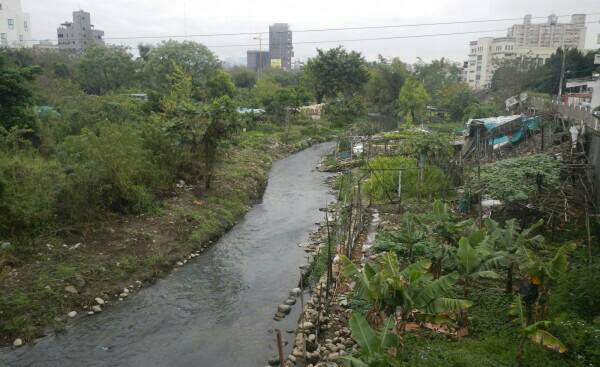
[474,154,561,202]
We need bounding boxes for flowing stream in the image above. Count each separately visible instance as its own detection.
[1,142,335,367]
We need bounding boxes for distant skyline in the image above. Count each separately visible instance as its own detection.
[22,0,600,65]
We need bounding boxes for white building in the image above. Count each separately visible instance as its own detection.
[464,14,586,90]
[57,10,104,52]
[0,0,31,48]
[508,14,586,50]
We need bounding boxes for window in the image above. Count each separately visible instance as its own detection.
[1,33,7,46]
[8,18,14,30]
[24,21,27,30]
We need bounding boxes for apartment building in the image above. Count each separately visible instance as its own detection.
[247,50,270,73]
[0,0,31,48]
[57,10,104,52]
[464,14,587,90]
[508,14,586,50]
[269,23,293,70]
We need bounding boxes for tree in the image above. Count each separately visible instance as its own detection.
[364,56,409,116]
[462,101,498,120]
[439,82,478,121]
[143,40,221,98]
[305,46,369,102]
[413,58,462,104]
[0,54,41,131]
[397,77,431,123]
[77,45,137,94]
[206,69,236,100]
[228,66,257,89]
[202,95,237,189]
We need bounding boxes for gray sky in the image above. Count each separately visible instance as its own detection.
[24,0,600,65]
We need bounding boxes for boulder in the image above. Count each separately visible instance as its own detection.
[64,285,78,294]
[68,311,77,318]
[278,304,292,314]
[13,338,23,347]
[92,305,102,313]
[95,297,105,305]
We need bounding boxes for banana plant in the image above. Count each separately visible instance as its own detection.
[422,200,473,246]
[510,294,566,364]
[386,213,425,261]
[341,253,472,331]
[452,236,504,296]
[340,313,402,367]
[520,242,576,319]
[483,218,545,293]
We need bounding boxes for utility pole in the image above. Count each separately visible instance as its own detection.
[253,34,264,80]
[557,37,567,99]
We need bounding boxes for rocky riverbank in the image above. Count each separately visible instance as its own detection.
[272,169,380,367]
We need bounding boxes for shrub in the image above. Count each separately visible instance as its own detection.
[365,155,449,201]
[56,123,169,221]
[0,151,65,245]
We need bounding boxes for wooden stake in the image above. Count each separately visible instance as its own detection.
[276,329,285,367]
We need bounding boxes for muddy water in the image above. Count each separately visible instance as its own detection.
[1,143,335,367]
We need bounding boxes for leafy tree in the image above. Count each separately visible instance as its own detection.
[305,46,369,102]
[206,69,236,100]
[397,77,431,123]
[202,95,237,189]
[228,66,257,89]
[438,82,478,121]
[527,48,599,95]
[364,56,408,116]
[323,95,366,127]
[462,101,498,120]
[143,40,221,97]
[77,45,137,94]
[413,58,462,104]
[0,55,41,131]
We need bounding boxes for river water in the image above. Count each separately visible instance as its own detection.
[1,142,334,367]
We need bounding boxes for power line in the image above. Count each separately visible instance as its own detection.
[22,12,600,43]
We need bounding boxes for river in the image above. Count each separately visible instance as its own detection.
[1,142,335,367]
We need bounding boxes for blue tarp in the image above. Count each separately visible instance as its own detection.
[482,115,540,148]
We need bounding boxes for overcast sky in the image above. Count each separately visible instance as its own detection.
[23,0,600,65]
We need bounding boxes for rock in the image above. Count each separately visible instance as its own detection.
[68,311,77,318]
[95,297,105,305]
[267,357,280,366]
[74,274,86,288]
[289,288,302,297]
[119,292,128,298]
[284,298,296,306]
[64,285,78,294]
[123,288,130,294]
[278,304,292,314]
[299,321,314,330]
[308,334,316,342]
[92,305,102,313]
[13,338,23,347]
[176,261,184,266]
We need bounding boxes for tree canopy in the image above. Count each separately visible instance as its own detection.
[304,46,369,103]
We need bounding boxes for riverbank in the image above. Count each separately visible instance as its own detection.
[0,128,335,348]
